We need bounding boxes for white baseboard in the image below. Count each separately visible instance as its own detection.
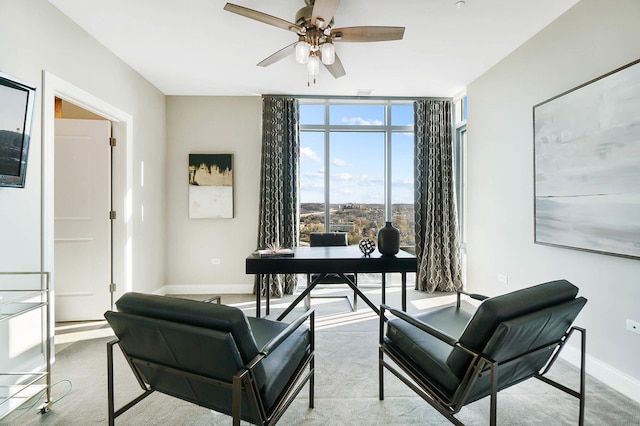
[155,283,254,296]
[561,343,640,403]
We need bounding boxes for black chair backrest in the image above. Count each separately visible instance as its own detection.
[447,280,583,377]
[105,293,266,388]
[310,232,348,247]
[461,295,587,404]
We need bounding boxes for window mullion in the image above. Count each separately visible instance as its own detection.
[324,101,331,230]
[385,102,392,221]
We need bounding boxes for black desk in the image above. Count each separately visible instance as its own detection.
[246,246,417,319]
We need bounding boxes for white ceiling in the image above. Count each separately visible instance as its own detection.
[48,0,579,97]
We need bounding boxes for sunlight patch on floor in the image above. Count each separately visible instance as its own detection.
[55,320,114,348]
[314,310,378,331]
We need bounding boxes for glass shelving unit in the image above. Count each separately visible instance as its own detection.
[0,272,51,420]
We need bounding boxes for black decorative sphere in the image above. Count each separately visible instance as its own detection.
[358,238,376,256]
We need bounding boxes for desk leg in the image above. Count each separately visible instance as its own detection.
[381,273,386,305]
[277,273,328,321]
[339,273,379,315]
[402,272,407,311]
[256,275,262,318]
[266,276,270,316]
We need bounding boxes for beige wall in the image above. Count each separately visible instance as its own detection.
[165,96,262,293]
[466,0,640,399]
[0,1,166,294]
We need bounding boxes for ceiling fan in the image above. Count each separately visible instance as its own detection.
[223,0,405,84]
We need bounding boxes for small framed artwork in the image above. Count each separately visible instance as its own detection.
[533,58,640,259]
[188,153,234,219]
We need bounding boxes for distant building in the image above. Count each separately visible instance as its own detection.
[330,222,355,232]
[341,203,360,210]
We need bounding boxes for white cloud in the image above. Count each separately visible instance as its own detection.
[357,175,384,186]
[300,146,321,162]
[332,157,350,167]
[341,116,384,126]
[334,173,353,181]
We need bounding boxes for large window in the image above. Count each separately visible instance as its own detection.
[299,100,415,248]
[453,96,467,246]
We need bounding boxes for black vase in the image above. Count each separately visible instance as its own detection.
[377,221,400,256]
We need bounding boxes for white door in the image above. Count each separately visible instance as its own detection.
[54,118,112,321]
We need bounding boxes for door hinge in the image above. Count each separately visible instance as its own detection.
[109,283,117,293]
[109,211,116,220]
[109,137,117,147]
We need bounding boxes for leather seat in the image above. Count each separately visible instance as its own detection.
[380,279,588,425]
[105,292,315,425]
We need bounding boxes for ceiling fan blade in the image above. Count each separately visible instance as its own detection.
[223,3,302,33]
[257,43,296,67]
[331,26,405,42]
[323,53,346,79]
[311,0,340,29]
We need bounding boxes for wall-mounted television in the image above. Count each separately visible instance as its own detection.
[0,71,36,188]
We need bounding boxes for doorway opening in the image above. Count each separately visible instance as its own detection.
[42,72,133,343]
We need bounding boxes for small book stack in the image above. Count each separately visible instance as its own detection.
[257,242,294,257]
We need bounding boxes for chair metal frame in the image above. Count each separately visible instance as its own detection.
[379,302,586,426]
[107,309,315,426]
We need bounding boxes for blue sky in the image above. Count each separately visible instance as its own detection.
[299,103,414,204]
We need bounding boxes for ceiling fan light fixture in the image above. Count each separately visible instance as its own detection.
[308,51,320,76]
[295,38,311,64]
[320,39,335,65]
[223,0,406,85]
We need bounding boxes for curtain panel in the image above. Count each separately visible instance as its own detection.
[414,100,463,293]
[256,96,300,297]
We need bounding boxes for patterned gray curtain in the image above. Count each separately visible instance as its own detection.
[257,96,299,297]
[414,100,463,293]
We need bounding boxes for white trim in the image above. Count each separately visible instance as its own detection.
[155,284,254,296]
[561,344,640,403]
[41,71,133,329]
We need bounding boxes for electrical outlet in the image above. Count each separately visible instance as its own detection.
[627,319,640,335]
[498,274,508,284]
[211,258,221,265]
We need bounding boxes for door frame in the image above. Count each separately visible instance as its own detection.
[42,72,133,329]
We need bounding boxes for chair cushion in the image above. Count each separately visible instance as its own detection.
[114,293,264,382]
[110,293,311,420]
[248,317,311,411]
[447,279,579,377]
[463,296,587,404]
[105,310,250,409]
[385,304,474,397]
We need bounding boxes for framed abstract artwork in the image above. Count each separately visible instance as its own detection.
[188,153,233,219]
[533,58,640,259]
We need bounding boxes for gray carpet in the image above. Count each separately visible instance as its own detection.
[3,287,639,425]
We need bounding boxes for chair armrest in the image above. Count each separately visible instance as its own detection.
[456,290,488,307]
[380,304,457,347]
[259,309,315,357]
[458,290,488,301]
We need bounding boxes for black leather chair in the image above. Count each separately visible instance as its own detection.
[379,279,587,425]
[104,293,314,426]
[306,231,358,310]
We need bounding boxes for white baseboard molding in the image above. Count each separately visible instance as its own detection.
[561,344,640,403]
[155,283,254,296]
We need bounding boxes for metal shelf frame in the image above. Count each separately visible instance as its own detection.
[0,272,52,420]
